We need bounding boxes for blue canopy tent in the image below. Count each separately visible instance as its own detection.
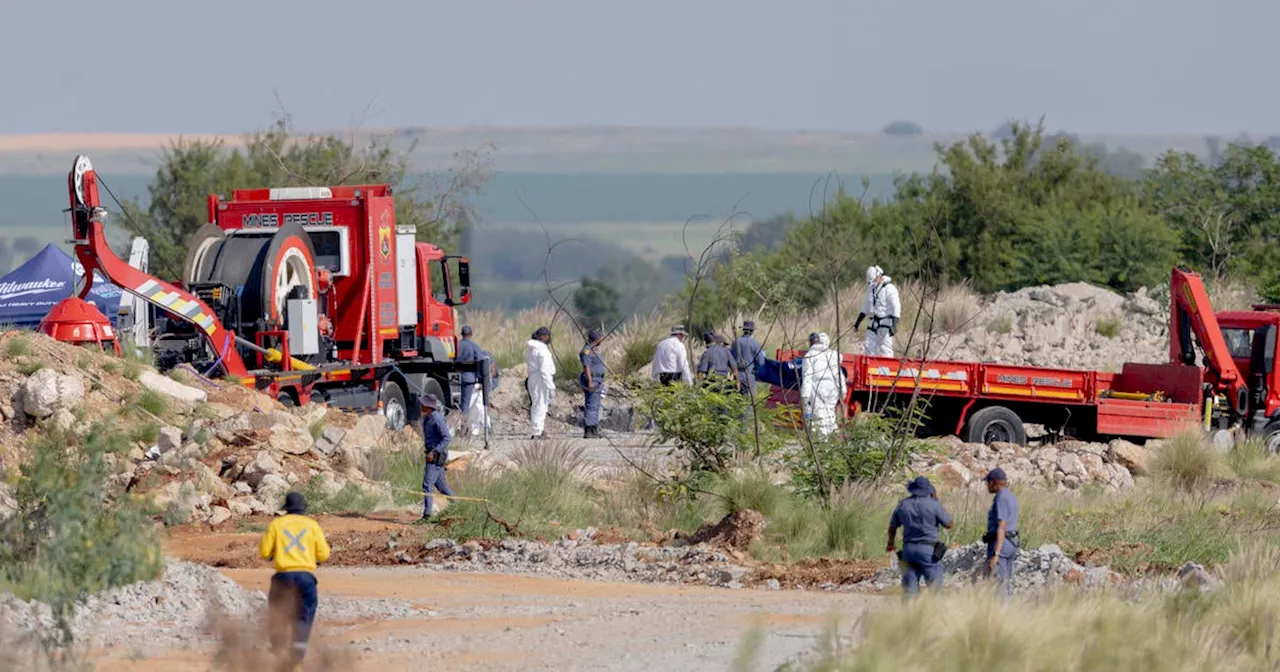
[0,244,124,328]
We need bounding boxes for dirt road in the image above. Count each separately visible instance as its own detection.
[92,565,875,671]
[79,515,881,671]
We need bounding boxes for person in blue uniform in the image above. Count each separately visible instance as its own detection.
[579,328,606,438]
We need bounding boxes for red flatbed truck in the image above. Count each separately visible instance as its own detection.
[771,267,1280,448]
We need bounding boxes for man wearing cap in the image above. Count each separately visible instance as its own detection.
[420,393,455,520]
[260,492,331,670]
[983,467,1020,598]
[731,321,765,400]
[697,330,739,389]
[651,325,694,386]
[454,325,484,432]
[887,476,953,599]
[579,329,607,439]
[526,326,557,439]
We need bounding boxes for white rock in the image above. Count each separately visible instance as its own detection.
[207,506,232,527]
[269,427,314,456]
[157,426,183,454]
[138,370,207,403]
[242,450,283,488]
[255,474,290,508]
[20,369,84,419]
[228,498,254,517]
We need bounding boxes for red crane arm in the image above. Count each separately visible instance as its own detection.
[1169,265,1246,413]
[67,156,249,378]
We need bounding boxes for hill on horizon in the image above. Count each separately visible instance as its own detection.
[0,125,1228,176]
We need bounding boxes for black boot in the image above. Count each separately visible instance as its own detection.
[583,426,592,439]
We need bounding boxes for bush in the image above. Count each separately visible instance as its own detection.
[298,475,382,514]
[4,334,31,357]
[710,466,788,519]
[1153,431,1226,494]
[638,381,782,484]
[1095,313,1123,338]
[1228,438,1280,483]
[0,429,162,658]
[136,389,169,417]
[779,544,1280,672]
[786,413,927,499]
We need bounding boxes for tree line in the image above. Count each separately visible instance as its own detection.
[683,121,1280,329]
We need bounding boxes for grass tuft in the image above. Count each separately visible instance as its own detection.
[1153,431,1227,494]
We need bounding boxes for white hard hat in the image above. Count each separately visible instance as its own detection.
[866,265,883,284]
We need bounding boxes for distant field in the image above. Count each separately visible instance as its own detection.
[0,126,1221,176]
[489,220,722,263]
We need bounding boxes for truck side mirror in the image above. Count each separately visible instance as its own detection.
[443,256,471,306]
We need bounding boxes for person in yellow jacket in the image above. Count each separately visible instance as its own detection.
[260,492,331,671]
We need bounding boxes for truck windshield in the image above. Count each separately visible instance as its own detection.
[1222,328,1253,359]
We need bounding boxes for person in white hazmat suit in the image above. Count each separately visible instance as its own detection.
[854,265,901,357]
[465,350,495,437]
[525,326,556,439]
[800,332,846,436]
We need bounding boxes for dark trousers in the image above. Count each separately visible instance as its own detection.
[659,372,681,386]
[900,542,943,599]
[423,462,454,517]
[269,571,318,666]
[581,373,603,427]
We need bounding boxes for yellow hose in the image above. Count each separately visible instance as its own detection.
[264,348,315,371]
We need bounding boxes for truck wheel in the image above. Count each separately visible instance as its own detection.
[1263,420,1280,455]
[381,381,407,431]
[277,390,297,408]
[963,406,1026,446]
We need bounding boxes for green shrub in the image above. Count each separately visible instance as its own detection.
[136,389,169,417]
[0,429,162,659]
[298,476,382,514]
[1096,313,1123,338]
[986,314,1013,335]
[122,359,143,381]
[710,466,788,519]
[1153,431,1226,494]
[4,335,31,357]
[1229,438,1280,483]
[16,359,42,376]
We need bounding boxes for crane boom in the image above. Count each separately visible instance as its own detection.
[1169,265,1247,414]
[66,156,249,378]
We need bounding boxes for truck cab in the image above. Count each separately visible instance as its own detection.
[1215,309,1280,444]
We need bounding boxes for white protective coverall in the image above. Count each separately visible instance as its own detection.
[862,269,902,357]
[465,355,493,436]
[525,339,557,436]
[800,333,847,436]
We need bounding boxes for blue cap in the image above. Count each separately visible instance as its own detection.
[743,320,756,331]
[420,393,441,409]
[985,467,1008,482]
[587,328,603,342]
[461,325,473,337]
[533,326,551,339]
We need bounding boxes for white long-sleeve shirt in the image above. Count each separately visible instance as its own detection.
[651,336,694,384]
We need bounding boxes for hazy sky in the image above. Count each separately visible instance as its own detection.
[5,0,1275,135]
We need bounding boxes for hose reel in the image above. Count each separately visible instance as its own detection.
[183,221,319,330]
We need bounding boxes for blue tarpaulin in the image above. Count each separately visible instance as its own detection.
[757,358,801,390]
[0,244,124,328]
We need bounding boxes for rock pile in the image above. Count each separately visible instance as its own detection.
[409,532,753,587]
[938,282,1169,372]
[0,332,401,527]
[915,437,1150,492]
[0,561,423,650]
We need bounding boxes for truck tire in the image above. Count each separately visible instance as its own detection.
[1263,420,1280,455]
[963,406,1026,446]
[381,381,408,431]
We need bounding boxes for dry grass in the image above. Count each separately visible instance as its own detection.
[784,543,1280,672]
[1206,274,1260,312]
[1152,430,1229,494]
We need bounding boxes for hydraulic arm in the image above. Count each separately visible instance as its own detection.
[66,155,250,378]
[1169,265,1248,415]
